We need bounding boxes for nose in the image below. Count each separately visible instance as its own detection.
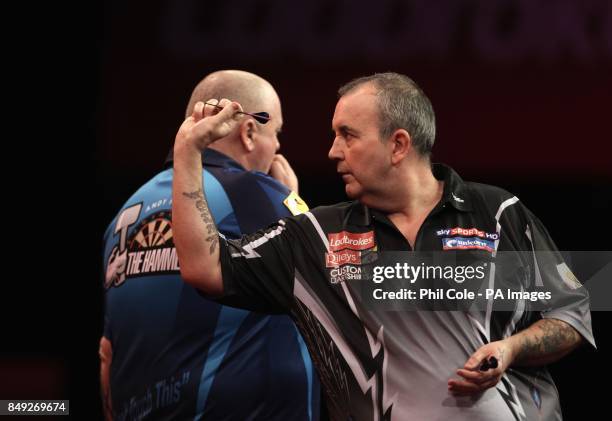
[328,137,344,161]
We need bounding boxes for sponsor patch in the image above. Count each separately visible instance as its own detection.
[436,226,499,240]
[283,191,309,215]
[105,208,180,289]
[328,231,375,252]
[329,265,362,284]
[556,262,582,289]
[442,236,495,252]
[325,249,362,267]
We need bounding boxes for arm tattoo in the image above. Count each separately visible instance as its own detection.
[498,347,506,366]
[182,188,219,254]
[514,319,581,363]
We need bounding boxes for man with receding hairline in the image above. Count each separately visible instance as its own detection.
[101,70,320,420]
[171,71,594,420]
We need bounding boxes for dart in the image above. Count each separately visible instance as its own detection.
[205,102,270,124]
[479,356,498,371]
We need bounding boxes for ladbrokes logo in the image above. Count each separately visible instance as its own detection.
[328,231,375,252]
[105,205,180,289]
[325,249,361,267]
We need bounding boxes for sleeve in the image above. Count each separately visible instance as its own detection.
[214,217,303,314]
[201,169,314,313]
[500,202,596,348]
[524,208,596,347]
[102,225,114,340]
[205,167,308,238]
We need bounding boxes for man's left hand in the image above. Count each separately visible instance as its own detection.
[448,340,512,396]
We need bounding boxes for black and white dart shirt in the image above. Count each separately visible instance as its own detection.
[215,163,594,421]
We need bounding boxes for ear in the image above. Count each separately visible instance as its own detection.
[389,129,411,165]
[239,119,257,152]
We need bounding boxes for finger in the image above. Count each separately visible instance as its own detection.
[465,354,484,370]
[269,159,287,178]
[270,156,286,173]
[216,98,232,107]
[193,101,205,120]
[274,154,297,177]
[448,379,482,395]
[191,100,242,143]
[203,98,220,117]
[270,156,283,168]
[464,349,490,370]
[449,374,501,394]
[479,379,499,391]
[200,100,242,130]
[213,99,242,121]
[456,369,489,384]
[274,154,289,167]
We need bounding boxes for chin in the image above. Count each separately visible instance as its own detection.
[344,184,362,200]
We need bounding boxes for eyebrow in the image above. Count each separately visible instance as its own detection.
[334,125,359,137]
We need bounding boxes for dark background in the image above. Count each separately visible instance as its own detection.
[3,0,611,419]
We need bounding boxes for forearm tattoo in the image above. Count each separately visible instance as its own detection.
[514,319,580,363]
[498,347,506,365]
[182,188,219,254]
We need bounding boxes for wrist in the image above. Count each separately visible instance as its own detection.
[501,335,520,368]
[174,138,206,159]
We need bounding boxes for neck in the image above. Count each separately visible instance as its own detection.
[373,159,443,218]
[209,142,251,171]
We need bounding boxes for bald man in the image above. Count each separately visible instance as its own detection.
[101,70,320,420]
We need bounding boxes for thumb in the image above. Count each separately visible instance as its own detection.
[465,348,489,370]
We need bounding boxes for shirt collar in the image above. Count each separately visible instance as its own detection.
[164,148,246,171]
[432,163,472,212]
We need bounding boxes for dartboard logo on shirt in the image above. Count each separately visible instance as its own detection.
[105,205,180,289]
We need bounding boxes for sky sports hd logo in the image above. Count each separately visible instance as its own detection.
[436,227,498,240]
[442,237,495,252]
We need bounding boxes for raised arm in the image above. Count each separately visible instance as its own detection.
[172,99,243,294]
